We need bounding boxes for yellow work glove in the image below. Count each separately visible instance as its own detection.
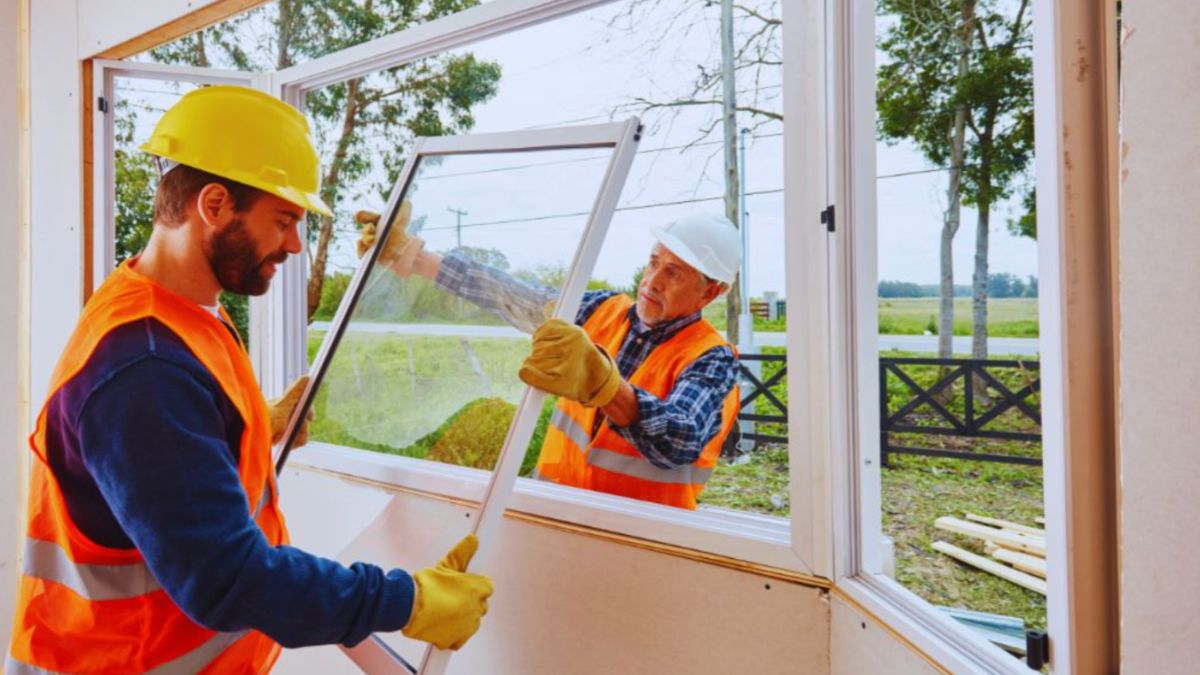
[355,201,424,276]
[267,376,314,446]
[402,535,494,651]
[518,319,622,407]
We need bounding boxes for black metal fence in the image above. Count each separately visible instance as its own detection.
[879,357,1042,466]
[724,352,789,454]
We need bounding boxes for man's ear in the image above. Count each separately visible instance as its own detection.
[702,280,726,305]
[195,183,234,229]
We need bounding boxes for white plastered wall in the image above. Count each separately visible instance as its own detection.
[273,469,832,674]
[830,596,939,675]
[1119,2,1200,671]
[0,0,27,647]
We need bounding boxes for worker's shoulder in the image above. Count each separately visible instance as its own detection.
[81,318,217,389]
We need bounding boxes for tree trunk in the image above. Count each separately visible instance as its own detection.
[939,0,974,362]
[276,0,296,70]
[971,198,990,361]
[306,77,361,319]
[194,31,209,68]
[720,0,742,344]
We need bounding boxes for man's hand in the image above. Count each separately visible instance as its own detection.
[267,376,314,446]
[356,200,424,277]
[519,319,622,408]
[402,535,494,650]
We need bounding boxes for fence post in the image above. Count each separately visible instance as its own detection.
[879,359,890,467]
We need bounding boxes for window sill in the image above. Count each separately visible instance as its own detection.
[287,441,814,574]
[834,573,1034,675]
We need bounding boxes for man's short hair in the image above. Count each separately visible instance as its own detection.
[153,164,266,226]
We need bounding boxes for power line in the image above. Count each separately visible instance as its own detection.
[417,187,782,232]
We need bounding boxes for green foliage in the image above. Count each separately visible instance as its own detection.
[1008,186,1037,239]
[313,272,353,321]
[427,398,516,469]
[220,292,250,344]
[877,0,1034,214]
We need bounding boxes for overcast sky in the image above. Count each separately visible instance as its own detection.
[124,0,1039,296]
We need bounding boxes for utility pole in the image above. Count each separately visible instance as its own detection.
[447,206,468,249]
[720,0,741,346]
[738,127,751,331]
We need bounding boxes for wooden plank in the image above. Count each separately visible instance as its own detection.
[992,548,1047,578]
[965,512,1045,537]
[935,516,1046,556]
[933,541,1047,595]
[1034,516,1045,525]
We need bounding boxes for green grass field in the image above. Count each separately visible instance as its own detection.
[705,296,1038,337]
[878,297,1039,337]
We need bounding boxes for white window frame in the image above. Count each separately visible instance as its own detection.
[256,0,826,578]
[90,59,265,293]
[824,0,1120,672]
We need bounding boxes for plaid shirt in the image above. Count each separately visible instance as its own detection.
[436,251,737,469]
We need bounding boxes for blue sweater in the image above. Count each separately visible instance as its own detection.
[42,318,414,648]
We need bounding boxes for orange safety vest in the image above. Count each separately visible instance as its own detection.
[6,261,288,675]
[535,295,739,510]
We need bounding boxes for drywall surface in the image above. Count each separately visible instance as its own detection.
[274,466,831,674]
[1119,3,1200,671]
[829,595,939,675]
[76,0,265,58]
[28,0,82,417]
[0,0,24,647]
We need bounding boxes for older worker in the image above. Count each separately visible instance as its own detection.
[359,206,741,510]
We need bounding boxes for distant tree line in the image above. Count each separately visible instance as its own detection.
[879,273,1037,299]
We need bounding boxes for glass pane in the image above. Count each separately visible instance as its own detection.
[873,0,1044,649]
[309,147,615,472]
[302,0,786,519]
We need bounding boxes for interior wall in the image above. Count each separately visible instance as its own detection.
[28,0,83,413]
[0,0,26,646]
[1118,2,1200,671]
[273,467,832,674]
[829,596,940,675]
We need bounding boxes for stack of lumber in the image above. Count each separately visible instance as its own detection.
[932,513,1046,595]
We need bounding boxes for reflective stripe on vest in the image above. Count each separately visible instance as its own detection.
[585,446,714,485]
[548,412,715,485]
[549,409,591,450]
[21,537,159,601]
[5,629,246,675]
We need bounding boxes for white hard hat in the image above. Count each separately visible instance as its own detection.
[651,213,742,284]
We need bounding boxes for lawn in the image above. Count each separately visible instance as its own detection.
[703,296,1038,337]
[878,297,1039,337]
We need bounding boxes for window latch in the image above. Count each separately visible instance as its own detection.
[1025,630,1049,670]
[97,96,109,113]
[820,204,835,232]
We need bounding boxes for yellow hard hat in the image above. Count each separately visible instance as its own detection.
[141,85,333,217]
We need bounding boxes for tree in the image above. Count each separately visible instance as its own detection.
[878,0,1033,366]
[114,0,503,327]
[605,0,781,343]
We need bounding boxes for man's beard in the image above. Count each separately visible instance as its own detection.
[208,217,287,296]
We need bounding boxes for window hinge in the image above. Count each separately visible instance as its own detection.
[820,204,835,232]
[1025,630,1049,670]
[97,96,109,113]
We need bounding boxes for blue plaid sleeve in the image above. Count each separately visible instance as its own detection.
[610,345,738,469]
[434,251,618,331]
